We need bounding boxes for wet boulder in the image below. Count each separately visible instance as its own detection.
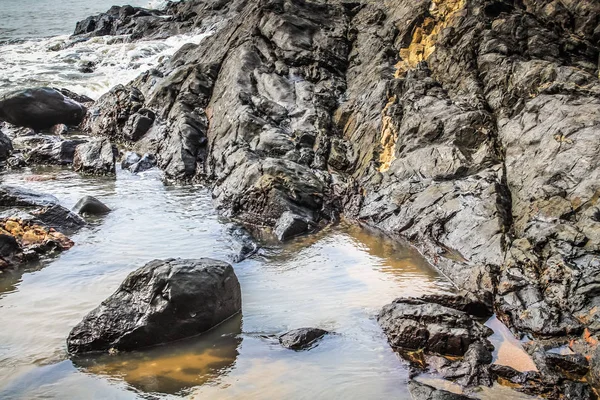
[0,88,87,130]
[27,139,87,165]
[0,233,23,270]
[378,297,493,357]
[67,258,242,354]
[73,196,111,216]
[279,328,329,351]
[73,139,117,175]
[0,186,58,208]
[33,205,86,234]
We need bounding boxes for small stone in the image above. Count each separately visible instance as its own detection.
[279,328,329,350]
[274,212,310,241]
[73,196,111,216]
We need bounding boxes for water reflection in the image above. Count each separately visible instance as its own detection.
[73,315,242,395]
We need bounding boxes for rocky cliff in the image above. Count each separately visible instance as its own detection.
[78,0,600,394]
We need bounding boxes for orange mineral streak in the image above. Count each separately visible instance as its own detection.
[395,0,466,78]
[378,95,398,172]
[0,218,74,250]
[584,328,598,346]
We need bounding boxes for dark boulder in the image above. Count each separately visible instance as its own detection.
[408,381,475,400]
[0,88,87,130]
[73,196,111,216]
[33,205,86,234]
[73,139,117,175]
[27,139,87,165]
[67,258,242,354]
[0,186,58,208]
[279,328,329,351]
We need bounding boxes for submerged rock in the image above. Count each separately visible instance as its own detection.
[33,205,86,234]
[73,196,111,216]
[73,139,117,175]
[279,328,329,351]
[0,88,87,130]
[67,258,242,354]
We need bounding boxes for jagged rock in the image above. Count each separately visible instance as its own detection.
[408,381,475,400]
[545,352,590,377]
[73,5,166,38]
[279,328,329,351]
[274,212,311,242]
[0,234,23,270]
[83,85,146,142]
[73,196,111,216]
[73,139,117,175]
[33,205,86,233]
[123,110,154,141]
[67,258,241,354]
[227,224,259,263]
[0,129,12,161]
[27,139,87,165]
[378,297,493,357]
[0,88,87,130]
[0,186,58,208]
[73,0,600,394]
[121,151,141,170]
[130,153,157,173]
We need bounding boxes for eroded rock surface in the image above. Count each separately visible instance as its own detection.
[73,139,117,175]
[75,0,600,394]
[67,258,242,354]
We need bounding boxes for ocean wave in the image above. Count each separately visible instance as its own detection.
[0,27,214,100]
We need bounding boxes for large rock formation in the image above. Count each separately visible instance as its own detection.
[67,258,242,354]
[77,0,600,394]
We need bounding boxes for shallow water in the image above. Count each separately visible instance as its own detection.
[0,166,459,399]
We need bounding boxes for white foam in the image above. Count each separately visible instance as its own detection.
[0,26,214,100]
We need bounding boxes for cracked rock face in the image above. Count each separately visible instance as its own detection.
[76,0,600,391]
[67,258,242,354]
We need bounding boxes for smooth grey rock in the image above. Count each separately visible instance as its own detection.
[0,88,87,130]
[121,151,141,170]
[67,258,242,354]
[73,196,111,216]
